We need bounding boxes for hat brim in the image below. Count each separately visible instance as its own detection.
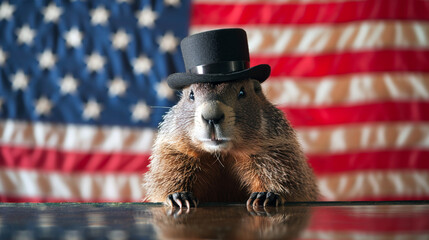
[166,64,271,90]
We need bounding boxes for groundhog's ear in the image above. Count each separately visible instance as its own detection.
[251,79,262,94]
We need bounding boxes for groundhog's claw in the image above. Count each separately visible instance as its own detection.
[166,192,198,209]
[247,192,282,207]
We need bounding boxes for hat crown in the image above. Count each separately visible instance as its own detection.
[166,28,270,90]
[180,29,250,73]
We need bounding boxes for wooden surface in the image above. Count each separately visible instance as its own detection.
[1,201,428,239]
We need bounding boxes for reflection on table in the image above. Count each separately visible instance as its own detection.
[0,201,428,239]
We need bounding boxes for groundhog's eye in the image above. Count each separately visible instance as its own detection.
[238,87,246,99]
[189,90,195,101]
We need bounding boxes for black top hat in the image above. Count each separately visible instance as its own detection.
[166,28,271,90]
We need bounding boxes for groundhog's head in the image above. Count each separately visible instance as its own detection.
[175,79,267,154]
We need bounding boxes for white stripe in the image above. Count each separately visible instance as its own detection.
[191,21,429,55]
[318,170,429,201]
[0,120,156,153]
[6,121,428,155]
[263,73,429,107]
[302,231,429,240]
[0,168,143,201]
[297,123,429,154]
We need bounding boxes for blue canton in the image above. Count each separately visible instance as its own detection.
[0,0,189,128]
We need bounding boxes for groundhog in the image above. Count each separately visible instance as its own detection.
[142,78,318,208]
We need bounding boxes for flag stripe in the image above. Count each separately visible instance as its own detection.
[264,73,429,107]
[3,170,427,203]
[193,0,357,3]
[2,144,428,177]
[297,123,429,154]
[191,0,429,26]
[251,50,429,77]
[318,170,429,201]
[0,168,143,202]
[282,101,429,127]
[0,120,155,154]
[308,150,429,175]
[3,121,428,156]
[0,145,150,174]
[192,21,429,55]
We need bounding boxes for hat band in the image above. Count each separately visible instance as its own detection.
[188,61,250,75]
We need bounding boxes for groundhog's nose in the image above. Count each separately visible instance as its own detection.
[201,102,225,125]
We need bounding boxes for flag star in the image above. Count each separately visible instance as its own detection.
[164,0,181,7]
[91,6,109,25]
[60,74,79,94]
[111,30,130,50]
[158,32,179,53]
[0,48,7,66]
[42,3,63,23]
[35,97,53,116]
[133,55,152,74]
[156,80,175,100]
[131,101,151,122]
[86,52,105,72]
[38,50,57,69]
[64,28,83,48]
[0,2,15,20]
[16,25,36,45]
[83,100,103,120]
[108,77,128,96]
[11,70,29,90]
[136,7,158,28]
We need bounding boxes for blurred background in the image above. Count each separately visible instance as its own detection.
[0,0,428,202]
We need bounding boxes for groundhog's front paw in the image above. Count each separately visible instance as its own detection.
[246,192,283,207]
[165,192,198,209]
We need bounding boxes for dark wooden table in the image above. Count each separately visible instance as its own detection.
[1,201,428,239]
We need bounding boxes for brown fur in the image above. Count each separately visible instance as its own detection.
[143,79,318,203]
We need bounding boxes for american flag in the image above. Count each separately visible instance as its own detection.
[1,0,429,202]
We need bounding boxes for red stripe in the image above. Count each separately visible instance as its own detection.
[0,145,150,173]
[308,150,429,175]
[251,50,429,78]
[280,101,429,127]
[192,0,429,26]
[308,204,429,232]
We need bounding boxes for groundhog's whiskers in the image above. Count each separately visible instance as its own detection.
[200,137,231,142]
[213,152,225,168]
